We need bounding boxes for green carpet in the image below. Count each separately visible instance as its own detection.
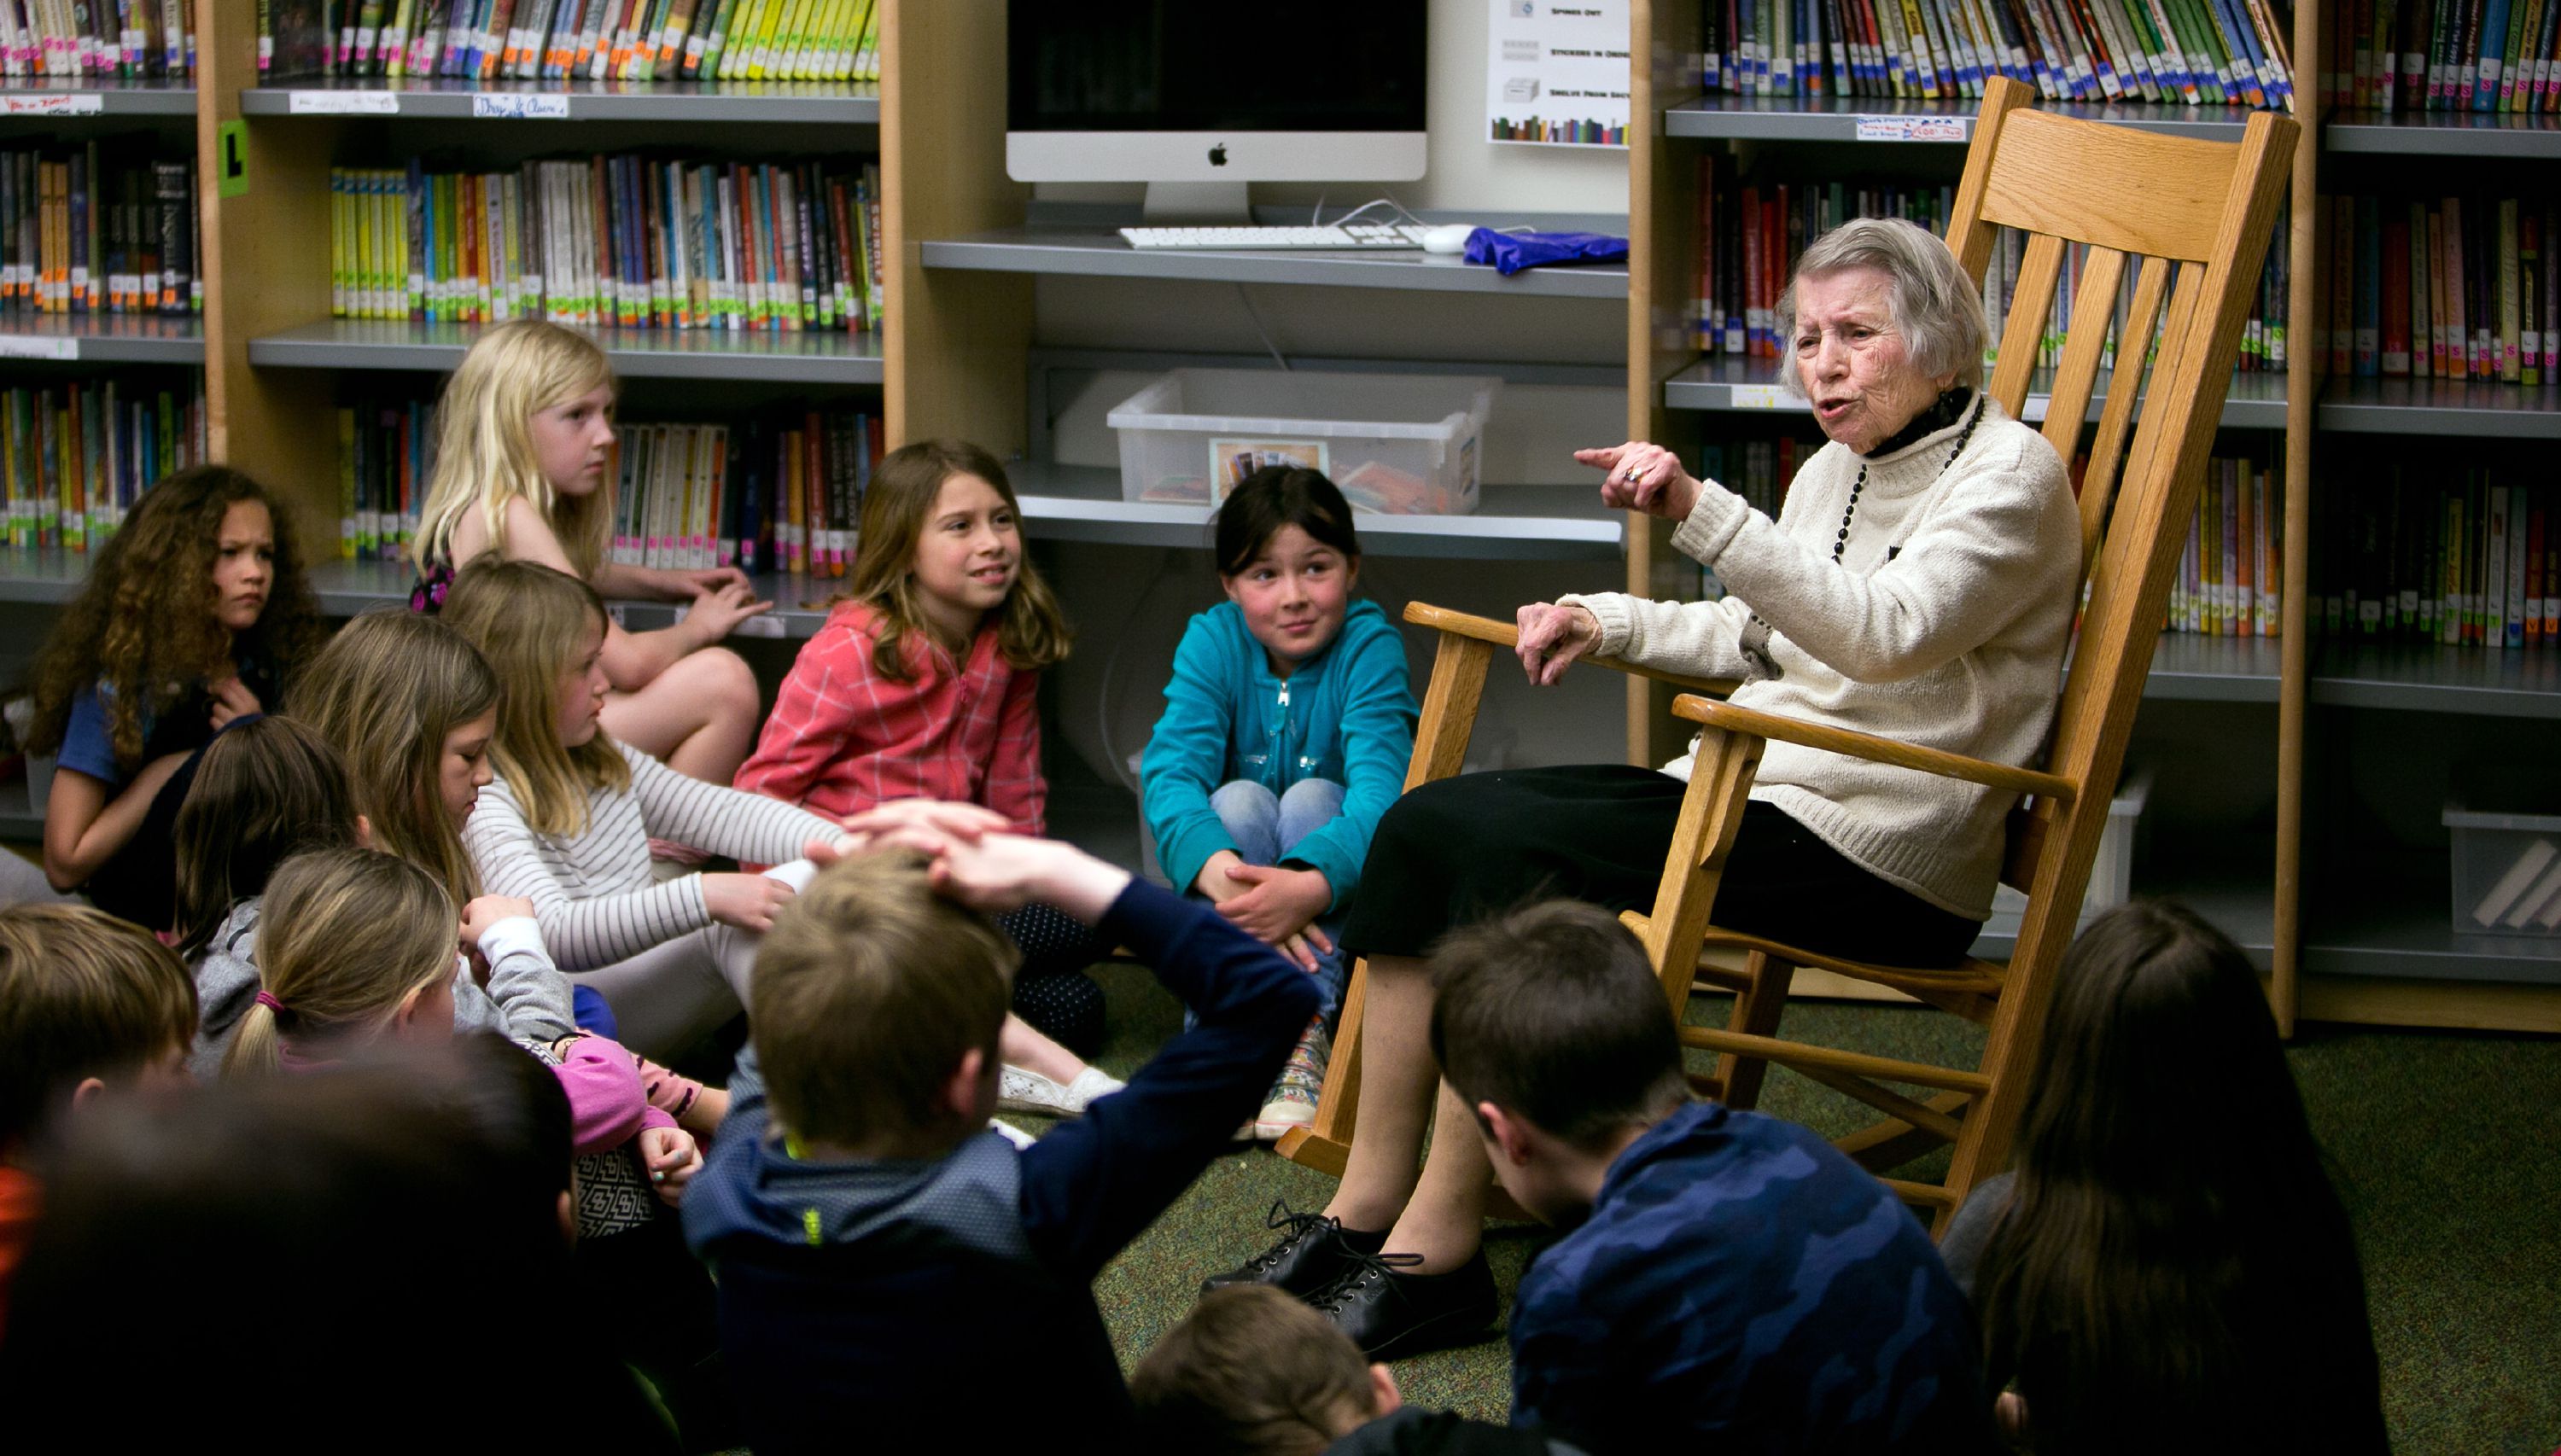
[1014,962,2561,1454]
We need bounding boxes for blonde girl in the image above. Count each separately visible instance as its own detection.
[734,440,1118,1106]
[450,556,1107,1099]
[411,319,766,784]
[289,609,726,1134]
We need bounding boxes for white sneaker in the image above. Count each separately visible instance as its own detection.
[998,1064,1124,1117]
[988,1118,1038,1150]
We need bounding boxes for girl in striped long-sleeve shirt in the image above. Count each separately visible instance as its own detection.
[446,558,1107,1105]
[735,440,1119,1104]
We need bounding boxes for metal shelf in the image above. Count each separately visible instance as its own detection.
[2323,110,2561,159]
[921,227,1631,300]
[2138,632,2284,702]
[2307,640,2561,719]
[304,559,855,637]
[0,314,206,364]
[1664,94,2261,143]
[248,320,884,383]
[2317,376,2561,437]
[1662,354,2289,428]
[1011,463,1625,561]
[0,82,199,117]
[239,78,878,124]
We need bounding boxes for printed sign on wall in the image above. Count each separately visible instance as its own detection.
[1486,0,1631,148]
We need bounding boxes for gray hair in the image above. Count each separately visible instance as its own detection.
[1775,217,1987,396]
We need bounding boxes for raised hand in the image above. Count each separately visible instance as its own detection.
[1515,601,1602,686]
[1572,440,1702,521]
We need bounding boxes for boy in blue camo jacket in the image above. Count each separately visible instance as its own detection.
[1426,900,1993,1454]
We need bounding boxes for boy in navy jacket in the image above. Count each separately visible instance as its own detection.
[684,822,1319,1455]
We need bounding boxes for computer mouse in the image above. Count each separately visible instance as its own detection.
[1422,224,1476,254]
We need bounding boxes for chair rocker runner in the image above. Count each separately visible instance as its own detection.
[1276,76,2299,1232]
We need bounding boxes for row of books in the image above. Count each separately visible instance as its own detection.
[2313,473,2555,645]
[263,0,880,81]
[2322,193,2557,385]
[1690,160,2289,373]
[1,0,195,79]
[329,156,883,331]
[1,147,200,317]
[2170,450,2283,636]
[336,399,884,577]
[1696,0,2297,106]
[1,374,211,551]
[2327,0,2561,113]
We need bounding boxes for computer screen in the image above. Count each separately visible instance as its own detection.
[1007,2,1430,213]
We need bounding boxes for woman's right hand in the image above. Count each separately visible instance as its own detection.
[459,894,538,949]
[1516,602,1602,686]
[685,580,773,644]
[703,872,797,933]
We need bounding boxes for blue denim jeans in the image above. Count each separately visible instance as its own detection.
[1206,777,1351,1019]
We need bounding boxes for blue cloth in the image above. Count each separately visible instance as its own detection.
[570,985,621,1042]
[1140,597,1415,914]
[1209,777,1350,1014]
[1508,1102,1992,1455]
[1462,229,1630,277]
[683,880,1319,1455]
[55,687,137,785]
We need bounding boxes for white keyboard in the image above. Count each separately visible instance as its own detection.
[1119,224,1435,250]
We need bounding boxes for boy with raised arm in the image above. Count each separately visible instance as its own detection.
[683,822,1320,1454]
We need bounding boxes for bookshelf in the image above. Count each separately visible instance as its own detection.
[0,1,2546,1040]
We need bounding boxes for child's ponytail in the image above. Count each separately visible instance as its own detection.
[220,847,458,1080]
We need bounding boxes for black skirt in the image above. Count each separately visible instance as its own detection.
[1339,764,1981,968]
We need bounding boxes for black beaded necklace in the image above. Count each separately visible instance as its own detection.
[1832,388,1986,565]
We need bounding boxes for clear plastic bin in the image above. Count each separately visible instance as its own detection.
[2444,805,2561,943]
[1105,369,1496,514]
[1980,767,2151,942]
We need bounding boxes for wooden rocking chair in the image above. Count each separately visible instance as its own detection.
[1275,77,2298,1232]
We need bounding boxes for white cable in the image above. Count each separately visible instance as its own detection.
[1234,283,1291,372]
[1327,195,1427,230]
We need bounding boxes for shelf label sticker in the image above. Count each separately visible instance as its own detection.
[1853,114,1969,143]
[287,90,402,114]
[471,93,571,119]
[0,335,78,360]
[2,94,104,115]
[1728,383,1788,410]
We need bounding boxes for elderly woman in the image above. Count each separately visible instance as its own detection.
[1205,217,2083,1360]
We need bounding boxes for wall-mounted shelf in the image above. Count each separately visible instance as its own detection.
[247,320,884,383]
[2317,377,2561,437]
[238,78,878,124]
[0,315,207,364]
[0,82,199,116]
[2307,641,2561,719]
[1010,464,1625,562]
[1663,94,2260,143]
[2322,110,2561,158]
[1663,354,2289,429]
[921,227,1631,300]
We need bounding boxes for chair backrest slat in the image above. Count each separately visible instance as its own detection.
[2041,242,2125,523]
[1986,231,2065,417]
[2074,252,2174,566]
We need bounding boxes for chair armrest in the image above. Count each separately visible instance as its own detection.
[1671,694,2077,803]
[1404,603,1738,699]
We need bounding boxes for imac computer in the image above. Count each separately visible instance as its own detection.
[1006,3,1429,225]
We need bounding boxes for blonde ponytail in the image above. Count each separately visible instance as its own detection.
[221,847,457,1079]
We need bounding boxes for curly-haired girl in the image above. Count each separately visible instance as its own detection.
[26,465,323,929]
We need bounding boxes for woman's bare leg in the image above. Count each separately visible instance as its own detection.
[1323,952,1436,1232]
[602,646,761,784]
[1381,1078,1492,1273]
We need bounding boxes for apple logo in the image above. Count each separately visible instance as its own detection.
[1208,143,1228,166]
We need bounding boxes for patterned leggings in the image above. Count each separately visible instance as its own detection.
[1000,902,1107,1057]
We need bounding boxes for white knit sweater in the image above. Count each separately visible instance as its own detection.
[1560,397,2079,919]
[464,742,841,971]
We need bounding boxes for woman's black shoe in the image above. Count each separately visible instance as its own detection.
[1311,1247,1499,1361]
[1200,1200,1387,1300]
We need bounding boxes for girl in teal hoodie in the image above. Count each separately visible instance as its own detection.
[1140,468,1418,1139]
